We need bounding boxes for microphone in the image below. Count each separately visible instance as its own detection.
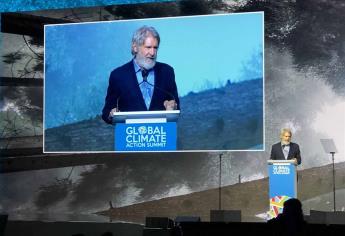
[116,96,120,112]
[141,69,176,102]
[107,96,120,122]
[140,68,176,101]
[145,80,178,110]
[107,96,120,124]
[148,81,176,102]
[138,68,178,110]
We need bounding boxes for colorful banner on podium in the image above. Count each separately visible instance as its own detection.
[115,122,177,151]
[268,162,297,218]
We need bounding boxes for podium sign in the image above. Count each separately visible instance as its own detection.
[113,111,179,151]
[115,122,177,151]
[268,160,297,218]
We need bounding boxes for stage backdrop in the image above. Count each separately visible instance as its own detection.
[0,0,344,224]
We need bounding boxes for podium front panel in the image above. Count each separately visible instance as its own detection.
[268,163,297,218]
[115,122,177,151]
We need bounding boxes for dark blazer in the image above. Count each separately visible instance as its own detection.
[270,142,301,165]
[102,60,180,124]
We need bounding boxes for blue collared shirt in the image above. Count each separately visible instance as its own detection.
[133,60,155,109]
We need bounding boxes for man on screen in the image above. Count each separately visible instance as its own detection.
[102,26,180,124]
[270,128,301,165]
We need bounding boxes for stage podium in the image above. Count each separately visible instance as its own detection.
[112,110,180,151]
[267,159,297,219]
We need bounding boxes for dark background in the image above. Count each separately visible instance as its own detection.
[1,0,344,223]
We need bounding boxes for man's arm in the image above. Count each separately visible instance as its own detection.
[164,68,180,110]
[270,144,276,160]
[294,144,302,165]
[102,71,120,124]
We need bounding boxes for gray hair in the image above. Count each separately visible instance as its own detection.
[280,128,292,137]
[131,26,160,55]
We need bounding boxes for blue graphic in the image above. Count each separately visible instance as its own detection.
[115,122,177,151]
[268,164,297,198]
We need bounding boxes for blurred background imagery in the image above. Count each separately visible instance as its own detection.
[0,0,345,223]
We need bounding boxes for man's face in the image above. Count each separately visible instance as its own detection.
[133,35,158,70]
[281,132,291,144]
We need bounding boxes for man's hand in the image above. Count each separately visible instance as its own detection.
[109,108,119,117]
[164,100,177,110]
[292,158,298,165]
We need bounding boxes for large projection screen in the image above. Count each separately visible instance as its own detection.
[44,12,264,152]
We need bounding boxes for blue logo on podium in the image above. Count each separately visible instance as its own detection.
[115,122,177,151]
[268,164,296,199]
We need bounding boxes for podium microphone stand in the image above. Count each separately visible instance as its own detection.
[320,139,338,212]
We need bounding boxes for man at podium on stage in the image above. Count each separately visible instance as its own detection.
[102,26,180,124]
[270,128,301,165]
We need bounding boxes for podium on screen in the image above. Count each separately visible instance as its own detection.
[112,110,180,151]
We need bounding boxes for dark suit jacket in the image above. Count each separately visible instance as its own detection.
[102,60,180,124]
[270,142,301,165]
